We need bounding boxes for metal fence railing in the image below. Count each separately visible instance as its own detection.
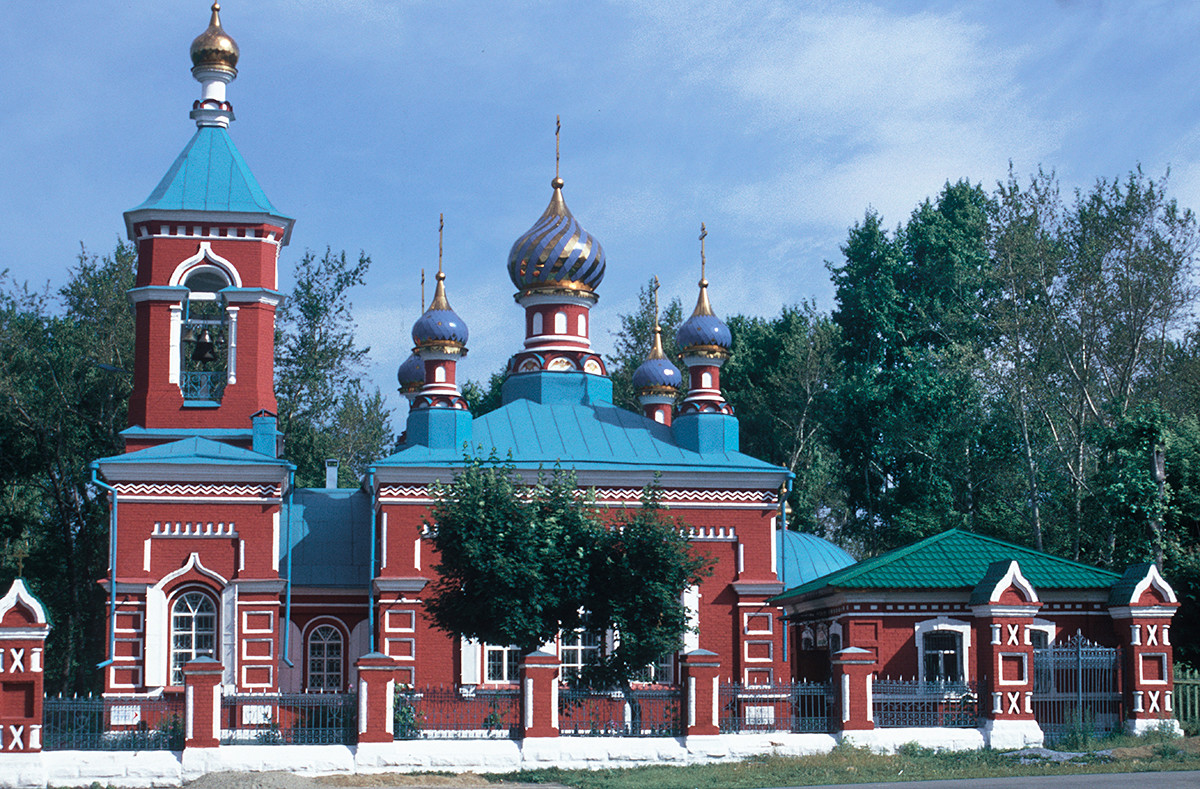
[394,686,521,739]
[43,695,186,751]
[1032,635,1122,744]
[719,682,832,733]
[558,687,682,737]
[220,692,357,745]
[872,679,977,728]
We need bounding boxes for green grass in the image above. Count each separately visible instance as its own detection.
[484,738,1200,789]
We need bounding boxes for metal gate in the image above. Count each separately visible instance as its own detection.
[1032,632,1122,745]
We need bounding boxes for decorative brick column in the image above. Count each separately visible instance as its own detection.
[0,579,51,753]
[971,560,1044,749]
[831,646,875,732]
[183,656,224,748]
[518,650,559,738]
[356,652,399,743]
[1109,563,1182,735]
[680,649,720,736]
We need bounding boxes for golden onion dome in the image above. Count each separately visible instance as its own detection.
[190,3,239,74]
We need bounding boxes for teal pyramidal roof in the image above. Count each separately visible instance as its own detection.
[128,126,289,219]
[773,529,1122,602]
[95,436,291,468]
[377,398,783,476]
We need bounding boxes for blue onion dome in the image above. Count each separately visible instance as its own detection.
[777,530,856,590]
[633,326,681,393]
[397,351,424,394]
[676,276,731,354]
[411,270,468,349]
[508,177,606,294]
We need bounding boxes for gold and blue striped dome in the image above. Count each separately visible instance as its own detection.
[507,178,606,293]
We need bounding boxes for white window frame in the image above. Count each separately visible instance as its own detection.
[915,617,971,683]
[169,589,218,685]
[484,644,522,684]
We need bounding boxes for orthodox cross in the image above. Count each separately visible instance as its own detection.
[420,268,426,312]
[652,275,661,326]
[438,213,444,275]
[699,222,708,281]
[7,538,29,577]
[555,115,561,180]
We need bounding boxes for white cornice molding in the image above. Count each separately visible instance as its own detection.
[124,209,294,246]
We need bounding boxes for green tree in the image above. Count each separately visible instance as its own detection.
[0,242,136,693]
[424,455,710,689]
[275,248,393,485]
[462,367,507,417]
[723,304,845,536]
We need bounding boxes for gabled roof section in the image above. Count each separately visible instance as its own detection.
[376,398,784,479]
[130,126,284,216]
[97,436,290,467]
[773,529,1122,602]
[283,489,372,588]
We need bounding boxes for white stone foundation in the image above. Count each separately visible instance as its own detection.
[1125,718,1185,737]
[981,719,1044,750]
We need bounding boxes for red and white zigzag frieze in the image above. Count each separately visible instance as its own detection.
[114,483,282,500]
[380,485,776,509]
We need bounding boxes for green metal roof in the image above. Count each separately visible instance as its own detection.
[129,126,286,216]
[377,397,783,476]
[773,529,1122,602]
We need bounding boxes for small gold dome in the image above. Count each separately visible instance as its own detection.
[190,3,239,73]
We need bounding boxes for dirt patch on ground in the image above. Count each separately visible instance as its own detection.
[185,772,568,789]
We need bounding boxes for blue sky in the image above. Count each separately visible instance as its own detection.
[4,1,1199,424]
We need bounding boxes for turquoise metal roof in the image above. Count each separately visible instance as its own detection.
[129,126,286,216]
[283,489,372,588]
[776,530,856,590]
[95,436,291,467]
[378,397,783,475]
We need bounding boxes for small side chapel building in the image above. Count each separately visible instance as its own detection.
[94,5,855,698]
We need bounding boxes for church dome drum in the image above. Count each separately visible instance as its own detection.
[508,178,606,294]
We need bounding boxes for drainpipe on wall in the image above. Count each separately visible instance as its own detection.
[367,468,377,654]
[91,465,118,670]
[282,468,295,668]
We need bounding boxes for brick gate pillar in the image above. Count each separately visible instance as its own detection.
[680,649,721,736]
[183,656,224,748]
[355,652,399,743]
[831,646,875,732]
[0,579,50,753]
[518,650,559,738]
[971,560,1044,749]
[1109,563,1182,735]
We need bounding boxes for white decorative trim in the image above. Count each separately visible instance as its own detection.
[168,242,243,289]
[682,586,700,653]
[152,521,238,538]
[461,638,482,685]
[169,304,182,384]
[1129,564,1178,605]
[997,653,1028,686]
[226,306,239,385]
[983,560,1039,604]
[0,579,48,625]
[155,552,229,589]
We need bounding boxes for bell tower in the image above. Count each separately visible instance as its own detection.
[123,3,293,451]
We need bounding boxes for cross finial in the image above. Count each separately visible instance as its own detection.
[438,213,444,277]
[652,275,661,329]
[7,537,29,577]
[555,115,561,180]
[699,222,708,283]
[420,268,426,312]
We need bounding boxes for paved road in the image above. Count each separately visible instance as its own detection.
[763,771,1200,789]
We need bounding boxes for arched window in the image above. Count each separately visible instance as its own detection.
[181,268,231,402]
[800,627,815,651]
[532,312,544,335]
[554,312,567,334]
[170,590,217,685]
[701,371,713,389]
[307,624,344,691]
[577,314,587,336]
[434,365,446,383]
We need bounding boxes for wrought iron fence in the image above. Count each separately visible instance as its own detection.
[872,678,977,728]
[1032,633,1122,745]
[558,686,682,737]
[719,682,832,733]
[43,695,185,751]
[394,686,521,739]
[220,692,357,745]
[181,370,226,401]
